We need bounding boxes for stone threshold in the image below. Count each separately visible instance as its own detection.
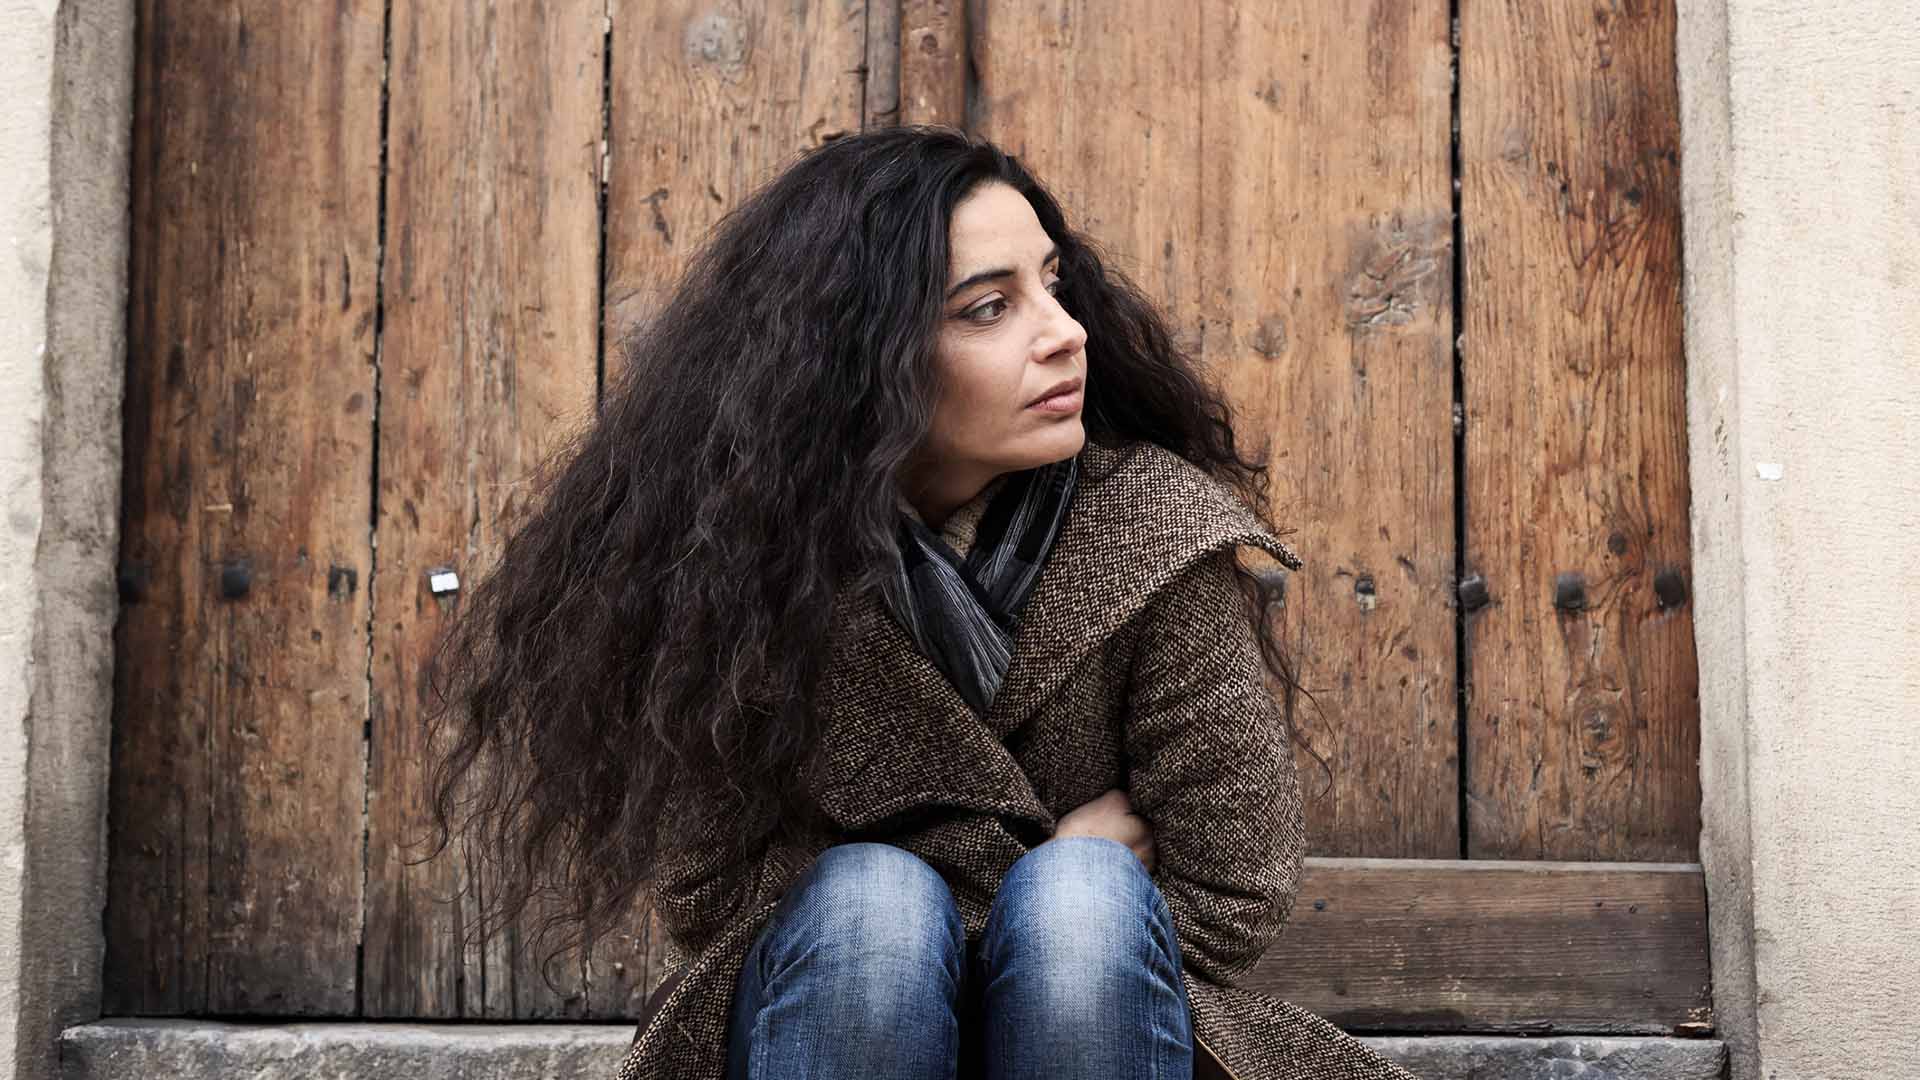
[61,1019,1728,1079]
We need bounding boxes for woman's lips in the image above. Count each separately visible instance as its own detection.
[1027,387,1084,413]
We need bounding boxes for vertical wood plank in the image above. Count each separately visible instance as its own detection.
[107,1,382,1014]
[974,0,1459,857]
[1203,3,1459,859]
[604,0,874,1003]
[974,2,1204,300]
[1460,2,1699,860]
[361,0,609,1018]
[603,0,870,361]
[866,0,902,129]
[900,0,963,127]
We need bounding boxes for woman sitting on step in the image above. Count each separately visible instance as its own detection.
[420,124,1416,1080]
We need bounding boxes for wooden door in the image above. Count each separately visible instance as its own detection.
[109,0,1708,1034]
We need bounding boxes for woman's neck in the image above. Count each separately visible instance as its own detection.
[900,463,999,532]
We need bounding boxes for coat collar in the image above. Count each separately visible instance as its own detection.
[809,438,1303,834]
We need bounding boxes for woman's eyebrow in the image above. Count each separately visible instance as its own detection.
[946,243,1062,300]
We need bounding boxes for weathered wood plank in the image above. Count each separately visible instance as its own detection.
[865,0,903,129]
[603,0,871,358]
[361,0,607,1018]
[1459,3,1699,860]
[604,1,876,1001]
[973,1,1460,857]
[900,0,963,127]
[1252,859,1713,1035]
[106,0,382,1014]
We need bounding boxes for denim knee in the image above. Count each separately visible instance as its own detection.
[981,836,1183,1009]
[757,842,966,988]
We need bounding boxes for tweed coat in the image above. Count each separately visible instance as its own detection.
[614,437,1418,1080]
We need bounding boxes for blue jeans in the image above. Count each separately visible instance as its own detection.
[724,835,1194,1079]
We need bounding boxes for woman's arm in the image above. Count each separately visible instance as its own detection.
[1122,547,1308,987]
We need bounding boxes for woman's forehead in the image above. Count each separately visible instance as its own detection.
[948,185,1055,284]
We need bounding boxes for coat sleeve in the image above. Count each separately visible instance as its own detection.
[1123,546,1308,987]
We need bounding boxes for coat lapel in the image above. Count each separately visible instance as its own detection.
[985,439,1302,736]
[809,583,1056,832]
[808,439,1304,835]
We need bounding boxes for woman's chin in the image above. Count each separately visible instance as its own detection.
[1014,419,1086,467]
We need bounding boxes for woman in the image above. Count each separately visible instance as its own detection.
[422,125,1415,1080]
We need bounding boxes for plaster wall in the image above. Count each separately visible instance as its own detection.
[1679,1,1920,1078]
[0,1,132,1077]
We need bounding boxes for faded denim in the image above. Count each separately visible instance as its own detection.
[724,835,1193,1080]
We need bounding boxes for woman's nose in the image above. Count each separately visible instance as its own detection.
[1040,298,1087,362]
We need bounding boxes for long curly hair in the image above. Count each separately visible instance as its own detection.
[419,124,1325,987]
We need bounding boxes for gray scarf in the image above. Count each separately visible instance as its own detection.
[880,456,1079,715]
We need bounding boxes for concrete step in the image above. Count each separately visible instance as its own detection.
[61,1019,1728,1079]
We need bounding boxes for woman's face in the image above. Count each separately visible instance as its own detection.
[912,181,1089,502]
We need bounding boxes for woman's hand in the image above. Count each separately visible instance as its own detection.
[1050,787,1156,872]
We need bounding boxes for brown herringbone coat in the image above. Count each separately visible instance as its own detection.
[615,438,1417,1080]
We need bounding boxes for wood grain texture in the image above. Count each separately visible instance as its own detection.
[106,0,383,1015]
[603,0,872,358]
[973,1,1460,857]
[1251,859,1713,1035]
[103,0,1708,1024]
[900,0,964,127]
[866,0,903,129]
[1459,2,1699,860]
[361,0,607,1018]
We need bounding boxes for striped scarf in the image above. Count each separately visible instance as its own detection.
[880,455,1080,715]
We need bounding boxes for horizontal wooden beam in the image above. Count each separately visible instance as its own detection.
[1246,859,1712,1036]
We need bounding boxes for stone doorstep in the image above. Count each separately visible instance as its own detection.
[60,1019,1728,1079]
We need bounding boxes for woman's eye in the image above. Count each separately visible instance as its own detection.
[964,278,1066,324]
[966,298,1007,323]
